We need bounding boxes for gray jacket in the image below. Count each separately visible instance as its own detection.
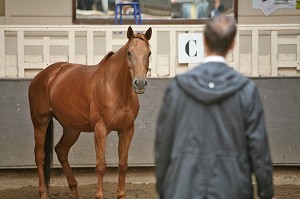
[155,62,274,199]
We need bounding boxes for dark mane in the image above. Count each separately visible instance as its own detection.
[133,33,150,45]
[99,51,114,64]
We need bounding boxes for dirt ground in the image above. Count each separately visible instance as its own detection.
[0,183,156,199]
[1,183,300,199]
[0,167,300,199]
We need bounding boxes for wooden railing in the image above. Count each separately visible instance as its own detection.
[0,24,300,78]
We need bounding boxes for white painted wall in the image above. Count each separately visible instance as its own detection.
[0,1,299,78]
[1,25,300,78]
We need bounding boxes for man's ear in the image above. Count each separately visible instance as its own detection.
[228,40,236,51]
[127,26,134,39]
[203,35,209,54]
[203,34,206,46]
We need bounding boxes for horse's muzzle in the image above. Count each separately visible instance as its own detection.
[133,79,147,94]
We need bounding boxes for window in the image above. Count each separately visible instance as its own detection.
[0,0,5,17]
[73,0,238,24]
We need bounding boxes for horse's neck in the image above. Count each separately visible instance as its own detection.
[99,46,132,93]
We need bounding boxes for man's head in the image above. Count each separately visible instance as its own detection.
[204,16,237,56]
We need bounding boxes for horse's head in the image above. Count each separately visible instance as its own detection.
[126,26,152,94]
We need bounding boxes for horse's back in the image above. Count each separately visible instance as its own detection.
[29,62,66,90]
[29,62,92,94]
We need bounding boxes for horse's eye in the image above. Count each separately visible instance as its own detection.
[127,51,132,57]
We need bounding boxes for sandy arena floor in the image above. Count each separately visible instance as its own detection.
[0,167,300,199]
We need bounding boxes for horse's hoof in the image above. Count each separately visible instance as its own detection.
[95,194,104,199]
[68,197,79,199]
[68,194,79,199]
[117,193,126,199]
[68,195,79,199]
[40,196,49,199]
[68,189,79,199]
[40,192,49,199]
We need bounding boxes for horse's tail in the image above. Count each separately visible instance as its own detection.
[44,119,54,189]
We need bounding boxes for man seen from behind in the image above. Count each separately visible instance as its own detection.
[155,15,275,199]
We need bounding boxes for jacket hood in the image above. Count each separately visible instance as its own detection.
[176,62,249,104]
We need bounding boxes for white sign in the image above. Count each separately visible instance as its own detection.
[252,0,296,16]
[178,33,204,64]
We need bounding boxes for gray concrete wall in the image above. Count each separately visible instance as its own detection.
[0,78,300,168]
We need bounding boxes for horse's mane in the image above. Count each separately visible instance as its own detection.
[133,33,150,45]
[98,33,149,65]
[99,51,114,64]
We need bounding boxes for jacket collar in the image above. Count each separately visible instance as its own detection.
[203,56,226,64]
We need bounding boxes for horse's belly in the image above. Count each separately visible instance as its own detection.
[51,103,94,132]
[54,114,94,132]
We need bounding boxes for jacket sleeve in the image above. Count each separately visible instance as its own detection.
[155,81,177,198]
[245,85,274,199]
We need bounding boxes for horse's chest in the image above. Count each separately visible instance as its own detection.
[91,92,140,130]
[107,107,137,130]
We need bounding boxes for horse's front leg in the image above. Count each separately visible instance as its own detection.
[94,122,108,199]
[117,125,135,199]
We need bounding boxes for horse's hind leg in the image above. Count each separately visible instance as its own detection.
[55,127,80,198]
[30,103,53,198]
[29,70,55,199]
[34,123,49,199]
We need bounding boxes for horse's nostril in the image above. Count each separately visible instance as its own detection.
[134,79,147,89]
[133,79,147,94]
[134,80,139,87]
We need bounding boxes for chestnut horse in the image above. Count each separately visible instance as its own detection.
[28,26,152,199]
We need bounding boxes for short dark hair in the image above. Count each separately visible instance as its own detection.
[204,16,237,55]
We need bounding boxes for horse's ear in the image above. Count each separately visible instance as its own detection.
[127,26,134,39]
[145,27,152,41]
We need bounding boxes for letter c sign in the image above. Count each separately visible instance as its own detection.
[178,33,204,63]
[185,40,197,57]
